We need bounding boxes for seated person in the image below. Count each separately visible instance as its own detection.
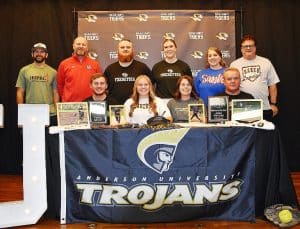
[217,67,254,117]
[217,67,254,101]
[167,75,204,122]
[84,73,118,105]
[84,73,118,124]
[124,75,172,125]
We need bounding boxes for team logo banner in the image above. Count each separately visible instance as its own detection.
[61,127,255,223]
[77,10,235,76]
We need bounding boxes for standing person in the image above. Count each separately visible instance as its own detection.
[16,42,59,125]
[124,75,172,125]
[167,75,204,122]
[104,39,152,104]
[57,36,102,102]
[230,34,280,121]
[16,42,60,218]
[152,39,193,98]
[194,47,226,107]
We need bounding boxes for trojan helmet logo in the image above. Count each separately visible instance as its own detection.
[137,14,149,21]
[163,33,175,40]
[136,51,149,60]
[216,32,229,40]
[191,13,203,21]
[191,51,204,59]
[137,128,189,174]
[112,33,125,41]
[85,14,98,23]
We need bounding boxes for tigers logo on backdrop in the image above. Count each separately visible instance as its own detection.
[137,14,149,22]
[112,33,125,41]
[163,32,175,40]
[109,13,124,22]
[215,12,230,21]
[84,32,99,41]
[85,14,98,23]
[137,52,149,60]
[191,13,203,21]
[191,50,204,59]
[88,51,98,60]
[160,13,176,21]
[137,128,189,174]
[188,32,204,40]
[216,32,229,41]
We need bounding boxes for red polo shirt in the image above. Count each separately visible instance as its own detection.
[57,55,102,102]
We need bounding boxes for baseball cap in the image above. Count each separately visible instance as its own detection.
[32,42,47,52]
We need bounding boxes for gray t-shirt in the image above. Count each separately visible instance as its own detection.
[16,63,57,115]
[167,97,204,122]
[230,55,280,110]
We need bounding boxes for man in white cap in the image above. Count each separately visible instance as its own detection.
[16,42,59,125]
[16,42,60,218]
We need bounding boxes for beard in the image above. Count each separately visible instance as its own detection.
[118,52,133,63]
[33,56,46,63]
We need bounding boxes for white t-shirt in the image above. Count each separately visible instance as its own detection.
[230,55,280,110]
[124,96,171,125]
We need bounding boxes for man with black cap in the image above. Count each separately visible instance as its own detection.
[16,42,59,125]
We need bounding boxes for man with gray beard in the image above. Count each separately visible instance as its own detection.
[104,39,152,104]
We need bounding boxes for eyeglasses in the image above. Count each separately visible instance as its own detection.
[241,44,255,49]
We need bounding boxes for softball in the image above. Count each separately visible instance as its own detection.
[278,209,293,224]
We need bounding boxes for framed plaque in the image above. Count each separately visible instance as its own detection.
[188,104,205,123]
[109,105,126,126]
[89,101,107,124]
[57,102,90,129]
[231,99,263,123]
[208,96,229,123]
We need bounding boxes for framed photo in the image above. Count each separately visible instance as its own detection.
[188,104,205,123]
[231,99,263,123]
[208,96,229,123]
[57,102,90,129]
[109,105,126,125]
[89,101,107,124]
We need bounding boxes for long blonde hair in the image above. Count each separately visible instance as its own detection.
[129,75,158,117]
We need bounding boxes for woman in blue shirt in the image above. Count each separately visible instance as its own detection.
[194,47,226,107]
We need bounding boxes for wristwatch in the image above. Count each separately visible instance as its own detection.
[270,102,278,106]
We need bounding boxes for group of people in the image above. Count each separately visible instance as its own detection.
[16,34,280,126]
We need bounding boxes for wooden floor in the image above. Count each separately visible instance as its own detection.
[1,173,300,229]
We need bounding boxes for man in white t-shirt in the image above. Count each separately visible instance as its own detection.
[230,35,280,122]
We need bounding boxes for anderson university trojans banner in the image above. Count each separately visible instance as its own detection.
[77,10,235,76]
[60,127,255,223]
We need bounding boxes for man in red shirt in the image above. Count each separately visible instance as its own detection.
[57,36,102,102]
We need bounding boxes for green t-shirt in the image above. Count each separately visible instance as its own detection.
[16,63,57,116]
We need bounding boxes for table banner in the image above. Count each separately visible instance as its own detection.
[61,127,255,223]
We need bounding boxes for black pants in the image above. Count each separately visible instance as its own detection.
[263,109,273,122]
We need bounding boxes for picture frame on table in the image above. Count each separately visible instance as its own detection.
[89,101,107,125]
[109,105,126,126]
[208,96,229,123]
[188,104,205,123]
[56,102,90,130]
[231,99,263,123]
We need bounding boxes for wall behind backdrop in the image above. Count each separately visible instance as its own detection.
[0,0,299,173]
